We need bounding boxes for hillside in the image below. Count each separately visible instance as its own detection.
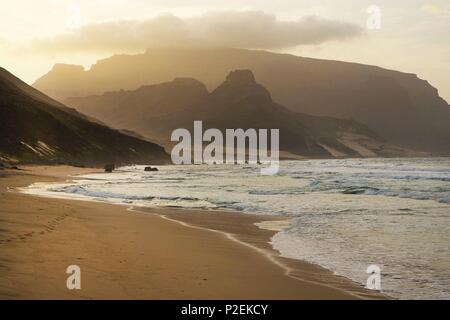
[34,48,450,155]
[66,70,412,158]
[0,67,169,165]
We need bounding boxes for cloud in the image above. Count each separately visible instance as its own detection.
[421,4,450,17]
[0,36,8,47]
[33,10,363,53]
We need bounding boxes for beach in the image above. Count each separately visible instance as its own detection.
[0,165,382,299]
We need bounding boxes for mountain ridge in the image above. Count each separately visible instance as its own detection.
[65,69,415,159]
[0,67,169,165]
[34,48,450,155]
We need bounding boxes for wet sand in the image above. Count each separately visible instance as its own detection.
[0,166,385,299]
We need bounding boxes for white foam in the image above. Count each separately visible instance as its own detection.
[19,158,450,299]
[255,220,292,232]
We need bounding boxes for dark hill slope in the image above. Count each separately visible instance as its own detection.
[0,67,169,165]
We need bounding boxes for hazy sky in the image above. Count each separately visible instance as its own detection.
[1,0,449,102]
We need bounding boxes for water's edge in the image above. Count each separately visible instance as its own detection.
[19,180,386,299]
[19,158,450,299]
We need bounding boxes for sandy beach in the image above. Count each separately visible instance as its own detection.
[0,166,384,299]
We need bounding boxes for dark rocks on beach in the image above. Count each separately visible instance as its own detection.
[144,166,158,172]
[104,164,115,172]
[0,163,21,170]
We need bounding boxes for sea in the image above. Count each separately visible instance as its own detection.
[22,158,450,299]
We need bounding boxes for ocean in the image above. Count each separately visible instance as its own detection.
[23,158,450,299]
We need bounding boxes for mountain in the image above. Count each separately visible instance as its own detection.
[65,77,209,146]
[34,48,450,155]
[0,67,169,165]
[65,70,412,158]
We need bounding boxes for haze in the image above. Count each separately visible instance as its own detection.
[1,0,449,101]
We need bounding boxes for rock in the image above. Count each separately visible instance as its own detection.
[225,70,256,85]
[144,166,158,172]
[0,163,20,170]
[104,164,115,172]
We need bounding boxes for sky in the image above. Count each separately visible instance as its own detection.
[1,0,449,102]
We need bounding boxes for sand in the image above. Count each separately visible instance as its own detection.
[0,166,385,299]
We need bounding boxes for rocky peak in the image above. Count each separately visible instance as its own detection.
[225,70,257,86]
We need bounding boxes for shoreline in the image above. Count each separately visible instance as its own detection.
[0,165,386,299]
[134,207,386,299]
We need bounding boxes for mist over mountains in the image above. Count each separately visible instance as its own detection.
[34,48,450,155]
[65,69,412,159]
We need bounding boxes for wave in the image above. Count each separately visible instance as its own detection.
[339,185,450,204]
[342,186,380,195]
[248,189,303,195]
[51,185,220,206]
[22,158,450,300]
